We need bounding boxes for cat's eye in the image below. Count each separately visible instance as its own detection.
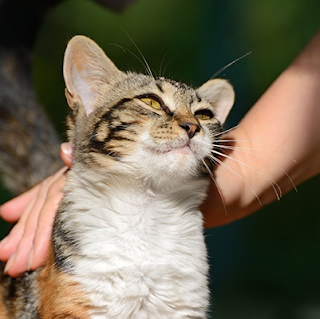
[194,109,214,120]
[140,98,162,110]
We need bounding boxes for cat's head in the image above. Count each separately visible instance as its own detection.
[63,36,234,189]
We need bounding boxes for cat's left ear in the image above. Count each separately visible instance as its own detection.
[63,35,122,116]
[196,79,235,124]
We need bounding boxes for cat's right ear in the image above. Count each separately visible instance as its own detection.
[63,35,122,116]
[196,79,235,125]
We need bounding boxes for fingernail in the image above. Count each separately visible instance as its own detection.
[4,253,15,274]
[61,143,72,155]
[27,248,33,271]
[0,236,8,250]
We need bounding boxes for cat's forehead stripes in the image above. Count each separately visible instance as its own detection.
[153,80,219,125]
[113,74,198,115]
[148,77,199,115]
[155,82,164,93]
[83,98,148,163]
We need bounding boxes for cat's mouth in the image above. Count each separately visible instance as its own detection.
[167,145,191,155]
[146,141,193,155]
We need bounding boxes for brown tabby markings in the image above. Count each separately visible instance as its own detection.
[36,248,92,319]
[0,249,92,319]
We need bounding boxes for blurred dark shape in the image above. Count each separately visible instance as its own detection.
[0,0,62,49]
[0,49,63,194]
[94,0,137,12]
[0,0,137,195]
[0,0,137,49]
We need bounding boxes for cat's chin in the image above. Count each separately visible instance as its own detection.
[168,145,191,155]
[119,148,201,192]
[146,144,192,155]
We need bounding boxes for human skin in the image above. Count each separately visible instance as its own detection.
[0,145,72,277]
[1,30,320,277]
[202,29,320,227]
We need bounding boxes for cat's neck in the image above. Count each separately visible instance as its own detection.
[59,165,209,262]
[54,166,209,318]
[65,164,209,211]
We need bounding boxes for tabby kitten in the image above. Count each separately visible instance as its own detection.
[0,36,234,318]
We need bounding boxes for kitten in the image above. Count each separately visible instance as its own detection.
[0,35,234,318]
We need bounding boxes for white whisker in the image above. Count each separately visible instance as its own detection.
[210,52,252,79]
[162,58,173,78]
[212,144,298,192]
[201,159,227,215]
[213,139,240,143]
[89,133,98,141]
[209,155,262,205]
[159,52,167,78]
[110,43,150,76]
[211,149,282,200]
[214,124,241,137]
[213,139,298,164]
[121,29,154,79]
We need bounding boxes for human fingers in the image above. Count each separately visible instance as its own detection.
[0,142,70,222]
[3,177,52,276]
[3,167,68,277]
[0,193,38,261]
[0,169,63,261]
[28,173,66,271]
[0,183,40,223]
[60,142,73,167]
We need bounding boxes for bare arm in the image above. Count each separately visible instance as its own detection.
[202,30,320,227]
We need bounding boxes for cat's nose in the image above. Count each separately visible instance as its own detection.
[179,122,200,139]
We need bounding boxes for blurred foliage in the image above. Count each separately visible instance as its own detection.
[0,0,319,318]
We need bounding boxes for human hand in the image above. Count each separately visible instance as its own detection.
[0,143,73,277]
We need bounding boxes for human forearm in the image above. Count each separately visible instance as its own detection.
[203,30,320,227]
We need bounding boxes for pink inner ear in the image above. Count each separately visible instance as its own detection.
[63,36,123,117]
[215,100,233,124]
[71,67,96,116]
[213,90,235,124]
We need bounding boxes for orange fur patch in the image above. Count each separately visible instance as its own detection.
[0,285,9,319]
[37,248,92,319]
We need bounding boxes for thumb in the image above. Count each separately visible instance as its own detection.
[60,143,73,167]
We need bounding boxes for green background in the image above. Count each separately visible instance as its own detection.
[1,0,320,318]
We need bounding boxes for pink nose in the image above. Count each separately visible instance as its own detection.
[179,122,200,139]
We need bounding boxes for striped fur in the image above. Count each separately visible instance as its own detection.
[0,36,235,318]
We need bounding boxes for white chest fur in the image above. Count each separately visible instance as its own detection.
[62,171,209,318]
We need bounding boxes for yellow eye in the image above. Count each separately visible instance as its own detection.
[195,109,214,120]
[140,98,161,110]
[196,114,210,120]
